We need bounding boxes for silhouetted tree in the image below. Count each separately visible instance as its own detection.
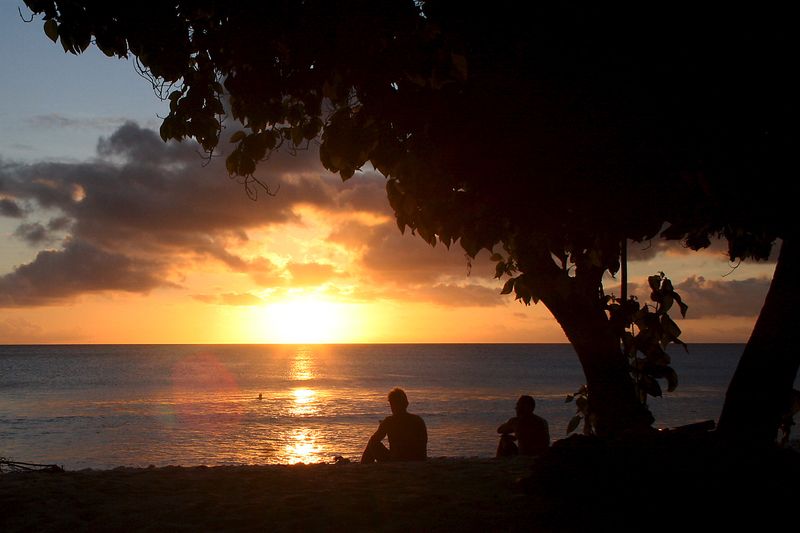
[23,1,798,440]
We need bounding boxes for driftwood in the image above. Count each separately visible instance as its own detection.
[0,457,64,474]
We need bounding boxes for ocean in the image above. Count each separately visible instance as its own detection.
[0,343,763,470]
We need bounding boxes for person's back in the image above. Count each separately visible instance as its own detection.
[382,411,427,461]
[514,412,549,456]
[497,395,550,457]
[362,388,427,463]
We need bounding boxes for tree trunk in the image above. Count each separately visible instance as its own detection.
[547,299,654,436]
[717,237,800,445]
[539,277,654,436]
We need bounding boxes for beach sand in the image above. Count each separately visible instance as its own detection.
[3,437,798,532]
[0,457,547,532]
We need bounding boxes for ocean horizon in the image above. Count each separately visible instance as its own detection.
[1,342,778,470]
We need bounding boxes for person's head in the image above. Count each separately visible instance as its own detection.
[388,387,409,414]
[515,395,535,416]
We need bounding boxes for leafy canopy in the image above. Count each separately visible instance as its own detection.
[24,1,795,275]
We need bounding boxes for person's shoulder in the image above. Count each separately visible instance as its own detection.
[407,412,426,425]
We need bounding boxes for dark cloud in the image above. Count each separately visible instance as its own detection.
[420,283,505,307]
[0,198,23,217]
[2,123,341,248]
[627,235,780,264]
[13,222,51,245]
[674,275,770,318]
[47,216,72,231]
[353,221,495,284]
[0,121,515,309]
[334,171,391,212]
[0,239,169,307]
[0,122,365,305]
[622,275,770,319]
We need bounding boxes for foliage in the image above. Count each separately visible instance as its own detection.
[610,272,688,404]
[22,2,793,260]
[565,385,593,436]
[22,1,797,436]
[566,272,689,435]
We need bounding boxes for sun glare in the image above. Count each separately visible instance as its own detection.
[258,297,349,343]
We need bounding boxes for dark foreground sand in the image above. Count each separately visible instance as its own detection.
[3,437,798,532]
[0,457,546,532]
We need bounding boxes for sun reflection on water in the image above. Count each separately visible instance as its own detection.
[290,346,315,381]
[283,429,321,464]
[290,387,318,416]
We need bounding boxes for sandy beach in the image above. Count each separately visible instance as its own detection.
[3,437,799,532]
[0,457,547,532]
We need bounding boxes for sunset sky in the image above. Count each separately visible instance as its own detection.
[0,6,777,344]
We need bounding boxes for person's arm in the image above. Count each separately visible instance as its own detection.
[367,422,388,446]
[361,419,388,463]
[497,417,516,434]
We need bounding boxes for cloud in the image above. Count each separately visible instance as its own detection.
[28,113,132,130]
[627,235,780,264]
[0,122,365,305]
[13,222,52,245]
[353,221,492,284]
[674,275,771,318]
[193,292,264,306]
[0,121,652,313]
[622,275,770,319]
[287,261,343,286]
[0,317,43,338]
[419,283,505,307]
[0,198,23,217]
[0,239,169,307]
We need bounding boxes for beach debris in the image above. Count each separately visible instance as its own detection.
[0,457,64,474]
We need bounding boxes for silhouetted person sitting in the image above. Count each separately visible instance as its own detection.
[361,388,427,463]
[496,395,550,457]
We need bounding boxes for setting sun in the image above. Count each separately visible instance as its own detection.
[258,297,351,344]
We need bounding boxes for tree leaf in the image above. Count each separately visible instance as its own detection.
[500,278,515,295]
[44,19,58,43]
[575,396,588,413]
[495,261,506,279]
[660,294,674,314]
[664,367,678,392]
[159,118,172,142]
[291,126,304,146]
[661,314,682,339]
[642,376,663,398]
[567,415,582,434]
